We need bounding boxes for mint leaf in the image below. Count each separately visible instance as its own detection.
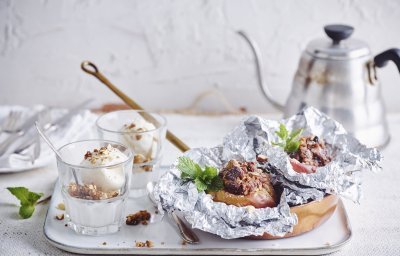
[194,178,208,192]
[19,205,35,219]
[177,157,223,192]
[207,176,224,192]
[276,123,288,140]
[285,140,301,153]
[7,187,43,219]
[177,157,199,179]
[194,164,203,178]
[273,124,303,153]
[202,166,218,180]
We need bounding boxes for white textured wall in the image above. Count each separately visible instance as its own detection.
[0,0,399,113]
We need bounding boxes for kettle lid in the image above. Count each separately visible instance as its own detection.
[306,24,370,60]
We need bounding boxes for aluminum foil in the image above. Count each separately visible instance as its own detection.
[153,146,298,239]
[153,106,381,239]
[224,106,382,203]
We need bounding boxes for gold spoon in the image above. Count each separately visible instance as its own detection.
[80,61,190,153]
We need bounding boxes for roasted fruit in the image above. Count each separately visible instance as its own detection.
[289,135,332,174]
[208,160,277,208]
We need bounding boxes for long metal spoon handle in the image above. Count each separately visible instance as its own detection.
[35,122,62,159]
[35,122,80,185]
[81,61,190,153]
[170,211,200,244]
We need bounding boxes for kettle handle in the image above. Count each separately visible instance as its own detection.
[374,48,400,73]
[237,31,285,112]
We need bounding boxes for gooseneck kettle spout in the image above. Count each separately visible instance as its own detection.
[237,31,285,112]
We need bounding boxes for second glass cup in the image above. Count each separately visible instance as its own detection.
[96,110,167,192]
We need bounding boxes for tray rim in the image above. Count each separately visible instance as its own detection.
[43,181,352,255]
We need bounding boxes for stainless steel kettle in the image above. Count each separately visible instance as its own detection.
[239,24,400,148]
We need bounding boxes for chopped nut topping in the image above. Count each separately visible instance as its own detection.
[256,154,268,163]
[133,154,153,172]
[135,240,153,248]
[135,134,142,140]
[83,144,122,165]
[133,154,146,164]
[125,123,136,129]
[68,183,119,200]
[56,203,65,210]
[84,151,92,160]
[55,214,64,220]
[126,210,151,225]
[143,165,153,172]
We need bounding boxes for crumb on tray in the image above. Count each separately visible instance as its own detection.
[126,210,151,225]
[135,240,153,248]
[57,203,65,210]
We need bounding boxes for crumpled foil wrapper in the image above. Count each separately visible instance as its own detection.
[153,106,381,239]
[153,146,298,239]
[224,106,382,203]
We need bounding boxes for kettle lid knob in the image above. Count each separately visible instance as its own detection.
[324,24,354,44]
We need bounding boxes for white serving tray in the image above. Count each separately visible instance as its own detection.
[44,176,352,255]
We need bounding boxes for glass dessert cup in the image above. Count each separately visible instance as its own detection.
[96,110,167,193]
[56,140,133,236]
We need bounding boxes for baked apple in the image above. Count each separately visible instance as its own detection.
[208,159,277,208]
[289,135,332,174]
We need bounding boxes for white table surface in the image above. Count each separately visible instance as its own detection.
[1,113,400,255]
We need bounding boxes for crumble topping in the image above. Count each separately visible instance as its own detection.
[124,123,136,129]
[219,159,274,196]
[68,183,119,200]
[133,154,153,172]
[290,135,332,167]
[126,210,151,225]
[83,144,122,166]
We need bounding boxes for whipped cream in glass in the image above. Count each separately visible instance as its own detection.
[121,117,158,162]
[80,144,127,192]
[96,110,166,192]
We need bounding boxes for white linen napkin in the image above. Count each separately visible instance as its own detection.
[0,105,98,172]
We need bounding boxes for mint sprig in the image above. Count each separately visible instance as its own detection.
[177,157,223,192]
[7,187,43,219]
[272,124,304,153]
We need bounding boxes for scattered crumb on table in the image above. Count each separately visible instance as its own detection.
[56,203,65,210]
[135,240,153,248]
[55,214,64,220]
[181,240,187,246]
[102,242,107,245]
